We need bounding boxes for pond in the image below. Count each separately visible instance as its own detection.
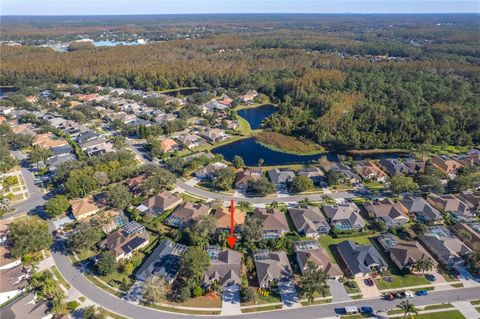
[0,87,18,97]
[211,137,337,166]
[237,104,277,129]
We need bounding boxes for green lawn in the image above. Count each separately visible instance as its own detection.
[147,303,221,315]
[180,192,205,203]
[471,300,480,305]
[375,274,431,290]
[50,266,72,290]
[364,181,384,190]
[76,248,97,261]
[241,290,282,306]
[423,304,454,311]
[300,298,332,306]
[414,310,466,319]
[343,280,361,294]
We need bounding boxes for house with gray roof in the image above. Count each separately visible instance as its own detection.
[400,195,442,224]
[289,206,330,237]
[327,163,361,183]
[253,250,292,288]
[135,240,188,283]
[136,190,183,216]
[379,158,414,176]
[322,203,366,232]
[166,202,211,228]
[0,293,50,319]
[202,247,242,288]
[336,240,387,277]
[267,168,295,185]
[419,226,471,268]
[427,194,476,222]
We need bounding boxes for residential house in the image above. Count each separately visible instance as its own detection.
[379,158,413,176]
[238,90,258,103]
[400,195,442,224]
[201,101,229,113]
[377,233,430,271]
[126,175,147,194]
[195,162,228,180]
[364,199,409,228]
[76,130,100,144]
[427,194,475,222]
[0,264,27,305]
[165,202,211,228]
[199,128,227,142]
[10,123,35,136]
[79,136,114,157]
[135,240,188,283]
[33,133,68,149]
[46,153,77,171]
[327,162,361,183]
[202,246,242,288]
[136,190,183,216]
[419,226,471,268]
[353,161,387,182]
[253,208,289,239]
[289,206,331,237]
[451,223,480,251]
[235,169,262,190]
[214,206,246,230]
[322,203,366,232]
[176,134,204,149]
[298,167,324,184]
[159,138,178,153]
[404,159,426,173]
[294,240,342,279]
[99,221,149,261]
[457,191,480,211]
[154,113,176,124]
[336,240,388,277]
[267,168,295,186]
[70,196,100,220]
[218,96,233,107]
[253,250,292,288]
[0,293,50,319]
[431,156,464,175]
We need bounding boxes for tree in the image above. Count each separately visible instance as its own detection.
[412,222,427,236]
[325,170,345,186]
[29,270,61,300]
[247,177,276,196]
[388,175,416,195]
[83,306,107,319]
[467,250,480,275]
[232,155,245,169]
[240,286,257,303]
[241,215,264,244]
[141,165,176,194]
[67,222,103,252]
[44,195,71,218]
[238,201,252,212]
[188,215,216,247]
[64,167,99,198]
[28,146,52,164]
[9,217,52,257]
[396,300,418,319]
[300,261,328,303]
[96,251,117,276]
[106,184,132,210]
[143,275,168,304]
[288,175,314,193]
[211,168,235,191]
[413,258,434,274]
[0,141,18,173]
[179,246,210,288]
[375,219,387,232]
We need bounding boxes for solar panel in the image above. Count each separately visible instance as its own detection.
[294,240,320,251]
[253,250,270,261]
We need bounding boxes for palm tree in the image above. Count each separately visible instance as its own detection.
[270,201,279,209]
[414,258,434,274]
[397,300,418,319]
[298,197,311,207]
[300,261,328,303]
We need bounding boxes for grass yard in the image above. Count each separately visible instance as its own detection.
[414,310,466,319]
[50,266,72,290]
[318,233,377,260]
[76,248,97,261]
[364,181,384,191]
[437,265,458,282]
[300,298,332,306]
[343,280,361,294]
[241,305,283,313]
[180,192,205,203]
[450,283,464,288]
[471,299,480,305]
[375,274,431,290]
[159,294,222,308]
[241,290,282,306]
[147,303,221,315]
[423,304,454,311]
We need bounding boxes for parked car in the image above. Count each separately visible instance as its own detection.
[416,290,429,296]
[425,274,436,281]
[383,293,394,301]
[360,306,373,314]
[365,278,374,286]
[404,290,415,298]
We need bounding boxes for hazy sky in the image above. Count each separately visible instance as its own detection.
[1,0,479,15]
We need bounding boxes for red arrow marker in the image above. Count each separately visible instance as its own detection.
[226,200,237,248]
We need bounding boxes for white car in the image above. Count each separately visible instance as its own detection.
[404,290,414,298]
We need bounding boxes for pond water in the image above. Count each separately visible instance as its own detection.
[0,87,18,97]
[211,137,337,166]
[237,104,277,129]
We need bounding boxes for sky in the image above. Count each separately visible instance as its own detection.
[1,0,479,15]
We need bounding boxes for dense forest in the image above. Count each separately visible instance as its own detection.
[1,14,479,150]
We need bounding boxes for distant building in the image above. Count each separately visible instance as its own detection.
[289,206,330,237]
[253,208,289,239]
[136,190,183,216]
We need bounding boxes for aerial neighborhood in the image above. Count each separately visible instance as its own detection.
[0,11,479,319]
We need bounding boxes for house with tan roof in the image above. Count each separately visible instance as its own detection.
[400,195,442,224]
[235,169,262,189]
[253,250,292,288]
[354,160,387,182]
[322,203,366,232]
[33,133,68,149]
[166,202,211,228]
[214,206,246,230]
[218,96,233,107]
[364,199,409,228]
[159,138,178,153]
[427,194,475,222]
[253,208,289,239]
[431,156,464,175]
[10,123,34,135]
[294,240,342,279]
[136,190,183,216]
[70,196,100,220]
[126,175,147,194]
[289,206,330,237]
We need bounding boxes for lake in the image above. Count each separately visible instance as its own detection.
[0,87,18,97]
[237,104,277,129]
[211,137,337,166]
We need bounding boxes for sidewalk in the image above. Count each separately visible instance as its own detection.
[452,301,480,319]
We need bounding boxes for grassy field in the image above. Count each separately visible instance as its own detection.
[241,290,282,306]
[241,304,283,313]
[255,131,325,155]
[159,294,222,308]
[414,310,466,319]
[423,304,454,311]
[147,303,221,315]
[375,274,430,290]
[364,181,384,191]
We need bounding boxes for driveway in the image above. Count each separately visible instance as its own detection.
[456,267,480,288]
[354,277,381,298]
[221,284,241,315]
[327,279,351,302]
[278,279,300,308]
[124,281,145,304]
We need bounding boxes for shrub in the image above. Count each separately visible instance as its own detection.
[192,286,203,298]
[67,301,80,311]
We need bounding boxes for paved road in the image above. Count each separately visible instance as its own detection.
[50,242,480,319]
[5,151,46,218]
[126,139,354,204]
